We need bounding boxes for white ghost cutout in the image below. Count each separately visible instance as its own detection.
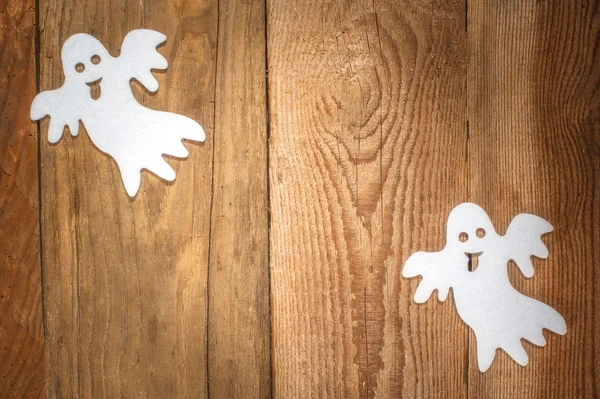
[403,203,567,372]
[31,30,205,197]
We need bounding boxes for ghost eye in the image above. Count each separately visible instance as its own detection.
[75,63,85,73]
[91,55,101,65]
[476,228,486,238]
[459,232,468,242]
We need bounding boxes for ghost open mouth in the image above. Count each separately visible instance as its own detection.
[465,251,483,272]
[86,78,102,100]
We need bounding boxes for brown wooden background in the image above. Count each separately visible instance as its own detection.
[1,0,599,397]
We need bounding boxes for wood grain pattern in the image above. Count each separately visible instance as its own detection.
[267,0,468,397]
[207,0,270,397]
[468,0,600,397]
[37,0,216,397]
[2,0,598,396]
[0,0,45,397]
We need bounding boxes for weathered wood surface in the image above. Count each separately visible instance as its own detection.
[0,0,45,397]
[1,0,598,397]
[467,1,600,397]
[37,0,217,397]
[207,0,270,397]
[268,0,469,397]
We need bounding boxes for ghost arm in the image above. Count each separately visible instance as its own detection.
[30,87,81,143]
[504,213,553,278]
[402,251,456,303]
[119,29,168,92]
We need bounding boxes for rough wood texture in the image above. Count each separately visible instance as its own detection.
[37,0,216,397]
[0,0,45,397]
[207,0,270,397]
[468,0,600,397]
[268,0,468,397]
[2,0,599,397]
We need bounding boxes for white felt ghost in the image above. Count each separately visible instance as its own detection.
[31,30,205,197]
[403,203,566,372]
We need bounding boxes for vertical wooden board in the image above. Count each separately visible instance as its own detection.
[207,0,270,397]
[37,0,216,397]
[268,0,468,397]
[468,0,600,396]
[0,0,45,397]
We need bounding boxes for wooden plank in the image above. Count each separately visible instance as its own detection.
[468,0,600,396]
[0,0,45,397]
[207,0,271,397]
[268,0,468,397]
[37,0,216,397]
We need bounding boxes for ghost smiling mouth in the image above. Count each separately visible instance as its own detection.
[86,78,102,100]
[465,251,483,271]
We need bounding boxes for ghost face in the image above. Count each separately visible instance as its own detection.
[446,203,497,255]
[61,34,111,84]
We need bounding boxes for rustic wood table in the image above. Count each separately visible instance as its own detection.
[1,0,598,397]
